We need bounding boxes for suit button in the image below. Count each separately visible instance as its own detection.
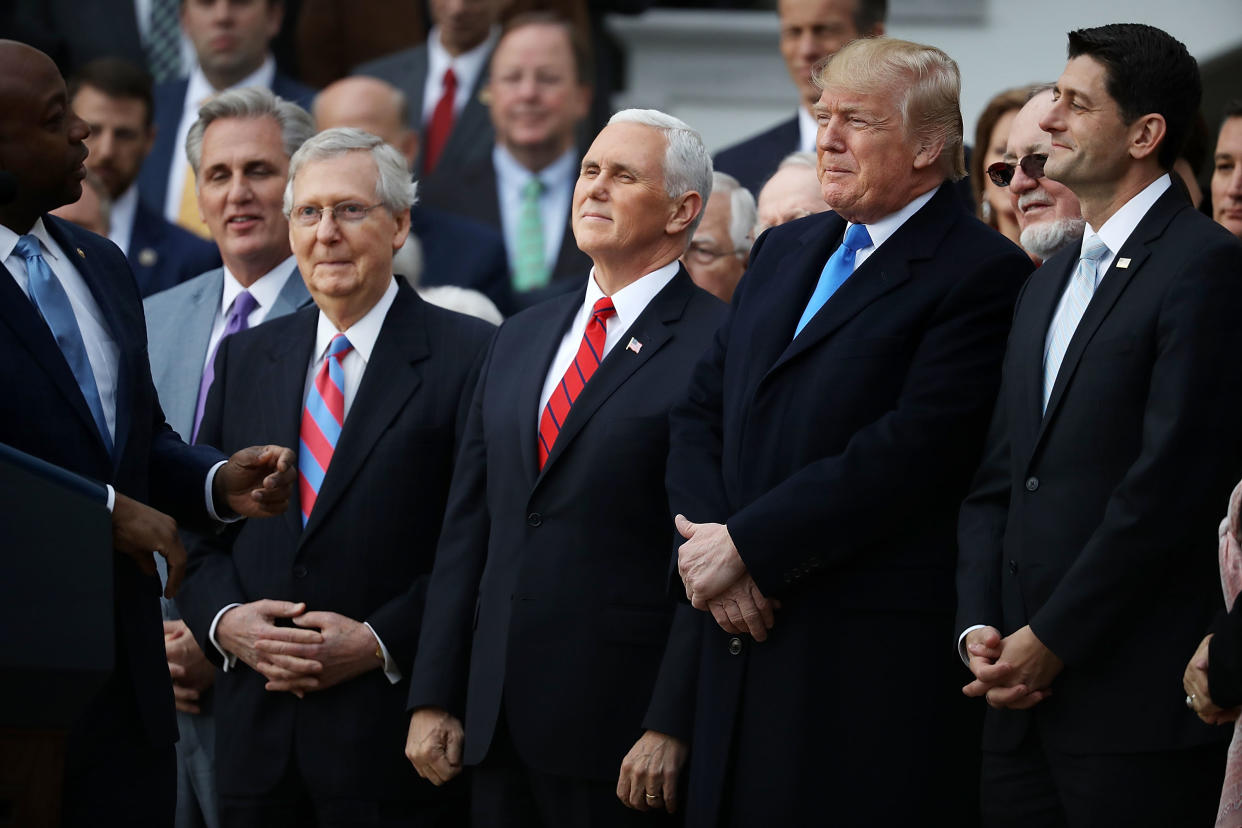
[1025,476,1039,492]
[527,512,542,527]
[293,565,308,579]
[1008,560,1019,574]
[728,637,742,655]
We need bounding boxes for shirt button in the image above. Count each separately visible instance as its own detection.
[1025,476,1039,492]
[293,565,308,579]
[1008,560,1019,575]
[527,512,542,527]
[728,637,742,655]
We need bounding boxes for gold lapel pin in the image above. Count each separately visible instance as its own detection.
[1116,257,1131,269]
[76,247,85,258]
[138,247,158,267]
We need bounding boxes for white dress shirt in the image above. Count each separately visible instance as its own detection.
[209,277,404,683]
[851,187,938,271]
[493,144,577,273]
[162,56,277,222]
[202,256,297,375]
[956,173,1174,664]
[798,105,818,154]
[421,26,498,127]
[538,261,679,416]
[108,184,140,257]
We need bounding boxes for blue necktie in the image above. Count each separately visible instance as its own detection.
[16,234,113,455]
[1042,233,1110,411]
[794,223,873,337]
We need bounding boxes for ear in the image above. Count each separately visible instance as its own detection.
[666,191,702,236]
[912,133,945,171]
[1128,113,1167,162]
[391,205,411,251]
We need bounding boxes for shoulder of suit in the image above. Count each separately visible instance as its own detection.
[715,116,798,162]
[353,44,427,79]
[144,267,221,310]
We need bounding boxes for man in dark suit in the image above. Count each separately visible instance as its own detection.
[667,37,1031,826]
[353,0,500,183]
[69,58,221,298]
[0,39,297,826]
[137,0,314,238]
[313,75,512,314]
[177,127,494,826]
[417,14,594,312]
[712,0,884,196]
[958,24,1242,827]
[405,109,725,826]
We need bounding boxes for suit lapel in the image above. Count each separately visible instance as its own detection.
[300,284,430,544]
[1012,250,1075,454]
[535,270,693,484]
[268,265,312,317]
[518,291,584,483]
[259,309,317,544]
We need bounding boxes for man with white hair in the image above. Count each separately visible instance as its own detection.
[405,108,726,825]
[990,87,1085,264]
[683,171,755,302]
[668,37,1031,825]
[754,151,830,235]
[176,127,495,825]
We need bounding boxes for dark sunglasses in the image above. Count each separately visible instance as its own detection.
[986,153,1048,187]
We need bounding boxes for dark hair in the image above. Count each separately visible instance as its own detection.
[971,85,1040,225]
[1065,23,1200,170]
[1223,99,1242,123]
[853,0,887,34]
[68,57,154,128]
[498,12,594,86]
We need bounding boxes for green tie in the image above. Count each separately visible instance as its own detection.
[513,177,550,293]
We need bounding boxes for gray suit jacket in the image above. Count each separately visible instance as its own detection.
[145,265,312,443]
[353,43,495,184]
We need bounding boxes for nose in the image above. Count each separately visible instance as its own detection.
[1039,101,1066,137]
[315,209,342,243]
[817,118,843,153]
[69,112,90,144]
[225,173,253,204]
[1228,166,1242,199]
[1010,164,1037,193]
[797,30,820,61]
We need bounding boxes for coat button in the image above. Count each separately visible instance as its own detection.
[1025,476,1039,492]
[293,565,308,578]
[1008,560,1019,574]
[728,637,742,655]
[527,512,542,527]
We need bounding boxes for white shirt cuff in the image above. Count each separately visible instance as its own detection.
[204,460,243,523]
[957,624,987,667]
[364,621,402,684]
[209,603,243,670]
[105,484,115,512]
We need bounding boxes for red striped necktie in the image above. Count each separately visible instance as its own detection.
[298,333,353,525]
[537,297,616,469]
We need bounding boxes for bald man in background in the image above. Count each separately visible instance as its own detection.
[314,76,512,314]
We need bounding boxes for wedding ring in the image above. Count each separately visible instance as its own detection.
[645,793,660,802]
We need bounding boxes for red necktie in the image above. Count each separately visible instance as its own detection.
[538,297,616,469]
[423,67,457,174]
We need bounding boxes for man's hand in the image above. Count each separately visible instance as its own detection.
[212,445,297,519]
[164,620,214,714]
[112,492,186,598]
[676,514,747,608]
[406,707,464,786]
[617,730,687,813]
[1184,633,1241,725]
[215,600,322,695]
[706,574,777,641]
[963,625,1060,709]
[252,611,380,694]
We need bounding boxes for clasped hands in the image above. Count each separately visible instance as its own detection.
[216,600,380,697]
[961,624,1063,709]
[113,444,297,598]
[676,514,778,641]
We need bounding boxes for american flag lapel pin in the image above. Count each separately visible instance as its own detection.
[627,337,643,354]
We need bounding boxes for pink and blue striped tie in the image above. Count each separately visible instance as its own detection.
[298,333,352,525]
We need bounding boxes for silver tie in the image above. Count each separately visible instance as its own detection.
[1042,234,1110,411]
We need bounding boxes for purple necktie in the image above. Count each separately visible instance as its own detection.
[191,290,257,443]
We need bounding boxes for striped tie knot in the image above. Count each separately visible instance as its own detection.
[326,332,354,362]
[591,296,616,324]
[1079,235,1110,285]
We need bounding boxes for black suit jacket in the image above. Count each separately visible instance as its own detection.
[0,216,223,749]
[712,116,800,197]
[409,204,512,314]
[178,281,493,799]
[418,156,591,312]
[661,183,1031,826]
[407,268,726,782]
[129,198,221,298]
[957,183,1242,755]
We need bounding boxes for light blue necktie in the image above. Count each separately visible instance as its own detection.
[794,223,872,337]
[1042,234,1110,411]
[15,234,113,454]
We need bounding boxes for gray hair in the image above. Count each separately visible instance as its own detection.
[778,150,818,172]
[606,108,714,234]
[711,171,757,254]
[185,86,315,175]
[282,127,419,217]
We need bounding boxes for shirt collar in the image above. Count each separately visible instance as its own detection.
[1083,173,1171,259]
[858,186,938,252]
[426,25,498,94]
[109,184,139,253]
[493,143,578,182]
[185,54,276,111]
[797,106,818,154]
[221,254,297,316]
[0,216,60,263]
[313,276,399,365]
[583,259,680,333]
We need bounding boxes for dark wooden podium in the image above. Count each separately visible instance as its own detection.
[0,444,113,828]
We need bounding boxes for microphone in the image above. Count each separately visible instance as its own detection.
[0,171,15,206]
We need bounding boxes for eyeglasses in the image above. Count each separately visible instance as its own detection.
[986,153,1048,188]
[290,201,386,227]
[686,241,744,265]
